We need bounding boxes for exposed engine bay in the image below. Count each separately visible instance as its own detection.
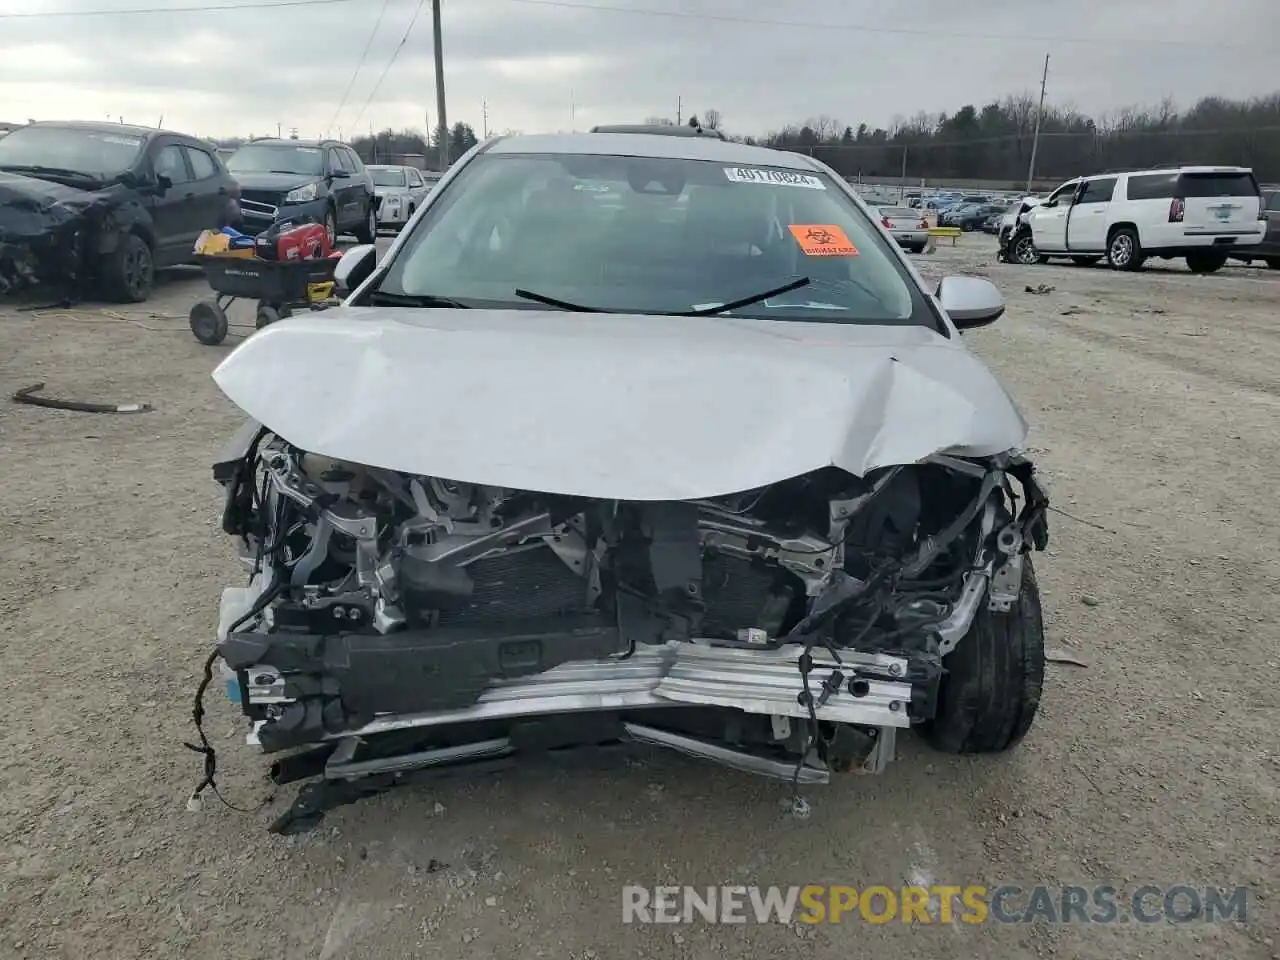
[201,420,1049,832]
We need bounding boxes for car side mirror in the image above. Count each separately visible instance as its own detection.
[937,276,1005,331]
[330,169,351,180]
[154,173,173,194]
[334,244,376,297]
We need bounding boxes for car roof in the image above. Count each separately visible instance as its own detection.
[26,119,167,139]
[485,132,822,172]
[247,137,339,148]
[1082,165,1254,180]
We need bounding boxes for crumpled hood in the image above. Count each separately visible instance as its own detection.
[212,308,1028,501]
[230,171,318,194]
[0,171,111,294]
[0,170,98,211]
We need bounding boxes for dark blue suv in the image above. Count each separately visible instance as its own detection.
[226,138,378,245]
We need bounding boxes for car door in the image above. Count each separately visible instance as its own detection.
[1029,180,1079,251]
[405,167,427,208]
[326,147,356,228]
[1066,177,1116,251]
[1264,189,1280,253]
[147,140,197,261]
[344,148,374,221]
[182,143,232,238]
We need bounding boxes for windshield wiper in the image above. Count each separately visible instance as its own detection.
[513,277,812,317]
[513,288,606,313]
[0,163,96,180]
[366,291,471,308]
[674,277,811,316]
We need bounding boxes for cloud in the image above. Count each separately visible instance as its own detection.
[0,0,1276,139]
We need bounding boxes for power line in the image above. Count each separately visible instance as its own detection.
[346,0,426,133]
[328,0,392,134]
[0,0,1266,49]
[494,0,1266,49]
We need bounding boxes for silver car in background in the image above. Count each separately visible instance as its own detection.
[368,164,433,230]
[876,205,930,254]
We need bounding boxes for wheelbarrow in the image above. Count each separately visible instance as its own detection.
[188,253,340,345]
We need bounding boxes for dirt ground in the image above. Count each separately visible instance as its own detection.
[1,239,1277,960]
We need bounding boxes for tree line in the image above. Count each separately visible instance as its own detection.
[211,89,1280,184]
[653,92,1280,185]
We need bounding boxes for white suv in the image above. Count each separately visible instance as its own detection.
[1027,165,1265,273]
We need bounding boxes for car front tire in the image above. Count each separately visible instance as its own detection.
[323,208,338,248]
[101,232,155,303]
[354,200,378,244]
[924,557,1045,755]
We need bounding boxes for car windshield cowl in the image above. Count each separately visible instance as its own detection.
[371,150,943,332]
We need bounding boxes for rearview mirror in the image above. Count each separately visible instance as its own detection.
[333,244,376,297]
[937,276,1005,331]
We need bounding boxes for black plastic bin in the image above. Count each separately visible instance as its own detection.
[188,254,340,345]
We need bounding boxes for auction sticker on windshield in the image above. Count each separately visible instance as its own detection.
[789,224,858,257]
[99,135,141,146]
[724,167,825,189]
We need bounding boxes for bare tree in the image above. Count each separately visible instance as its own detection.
[702,108,723,130]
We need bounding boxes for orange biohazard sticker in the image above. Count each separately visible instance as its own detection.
[788,224,858,257]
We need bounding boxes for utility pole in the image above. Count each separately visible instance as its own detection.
[431,0,448,171]
[482,99,488,139]
[899,145,908,201]
[569,89,575,131]
[1026,53,1049,193]
[675,95,682,126]
[277,121,282,138]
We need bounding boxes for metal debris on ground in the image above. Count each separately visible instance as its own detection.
[12,381,152,414]
[1026,283,1056,294]
[1045,647,1089,668]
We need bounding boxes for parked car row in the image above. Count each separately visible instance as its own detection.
[0,119,444,302]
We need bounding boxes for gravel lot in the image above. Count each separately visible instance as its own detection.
[1,240,1277,960]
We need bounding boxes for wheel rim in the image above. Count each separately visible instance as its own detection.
[1015,236,1037,264]
[1111,234,1132,265]
[125,242,152,295]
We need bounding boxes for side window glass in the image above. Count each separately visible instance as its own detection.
[327,148,345,174]
[408,169,423,187]
[1049,182,1078,206]
[185,146,218,181]
[344,148,364,172]
[154,144,192,184]
[1266,191,1280,212]
[1079,178,1116,204]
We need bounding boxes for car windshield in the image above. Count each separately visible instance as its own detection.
[0,125,145,178]
[227,143,324,176]
[370,167,406,187]
[375,152,926,326]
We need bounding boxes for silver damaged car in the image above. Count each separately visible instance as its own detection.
[195,128,1051,832]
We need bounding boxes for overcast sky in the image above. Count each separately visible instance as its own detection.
[1,0,1276,140]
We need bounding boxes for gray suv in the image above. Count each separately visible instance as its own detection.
[226,138,378,245]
